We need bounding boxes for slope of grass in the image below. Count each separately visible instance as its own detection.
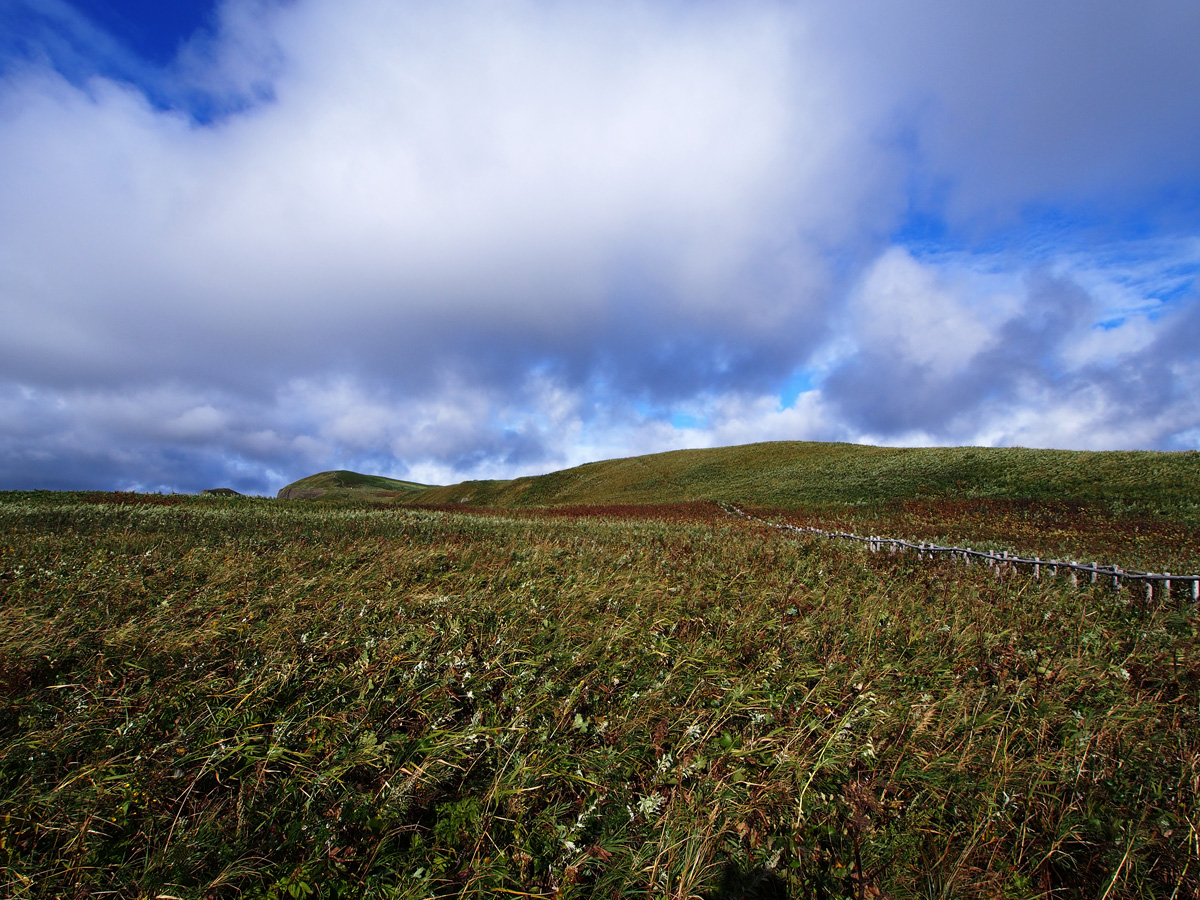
[410,442,1200,516]
[278,442,1200,575]
[2,494,1198,898]
[277,470,430,501]
[278,443,1199,525]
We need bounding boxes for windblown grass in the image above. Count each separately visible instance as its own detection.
[1,494,1197,898]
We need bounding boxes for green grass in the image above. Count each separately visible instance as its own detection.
[2,493,1198,898]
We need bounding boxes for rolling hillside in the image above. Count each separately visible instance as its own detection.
[279,441,1200,520]
[276,469,430,501]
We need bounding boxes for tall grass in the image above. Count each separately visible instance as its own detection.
[1,495,1197,898]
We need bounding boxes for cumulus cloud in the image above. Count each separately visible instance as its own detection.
[1,1,875,381]
[1,0,1199,492]
[822,246,1200,450]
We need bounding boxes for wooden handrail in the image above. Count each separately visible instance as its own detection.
[723,505,1199,601]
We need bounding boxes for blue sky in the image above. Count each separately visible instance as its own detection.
[2,0,1199,494]
[57,1,214,65]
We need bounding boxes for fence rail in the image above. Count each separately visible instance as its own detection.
[725,505,1200,603]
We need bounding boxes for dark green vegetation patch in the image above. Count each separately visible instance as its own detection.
[2,496,1198,897]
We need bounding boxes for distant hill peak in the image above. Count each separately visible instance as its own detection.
[277,470,430,500]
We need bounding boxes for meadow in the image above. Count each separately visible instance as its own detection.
[2,490,1197,898]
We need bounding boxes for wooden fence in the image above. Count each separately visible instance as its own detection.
[726,506,1200,603]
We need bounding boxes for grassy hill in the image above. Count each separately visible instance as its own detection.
[276,469,430,501]
[282,442,1200,521]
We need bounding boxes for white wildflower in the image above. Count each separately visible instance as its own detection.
[635,793,665,818]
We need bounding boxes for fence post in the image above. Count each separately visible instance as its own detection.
[1193,579,1199,603]
[1034,557,1041,580]
[1090,563,1098,584]
[1165,573,1172,600]
[1112,567,1121,591]
[1070,563,1078,587]
[1146,580,1154,602]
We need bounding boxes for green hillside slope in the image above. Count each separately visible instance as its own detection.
[276,469,430,501]
[279,442,1200,521]
[410,441,1199,514]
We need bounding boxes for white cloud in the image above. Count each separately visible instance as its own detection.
[1,0,886,393]
[823,244,1200,451]
[164,404,228,440]
[846,248,1005,378]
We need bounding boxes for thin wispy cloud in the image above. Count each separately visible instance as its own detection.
[1,0,1198,493]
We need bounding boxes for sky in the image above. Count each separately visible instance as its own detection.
[2,0,1199,495]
